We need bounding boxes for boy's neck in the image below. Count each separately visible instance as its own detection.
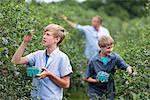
[100,52,107,57]
[46,45,57,56]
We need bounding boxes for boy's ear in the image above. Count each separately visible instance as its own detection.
[55,37,61,43]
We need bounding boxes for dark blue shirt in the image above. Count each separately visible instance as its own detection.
[85,51,129,95]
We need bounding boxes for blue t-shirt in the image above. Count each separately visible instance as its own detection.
[85,51,129,95]
[26,48,73,100]
[101,56,109,66]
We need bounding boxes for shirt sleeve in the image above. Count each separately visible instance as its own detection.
[105,29,110,35]
[25,52,37,66]
[59,55,73,77]
[100,28,110,37]
[85,60,95,78]
[115,53,129,70]
[75,24,85,34]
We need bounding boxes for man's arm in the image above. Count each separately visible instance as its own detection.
[37,68,71,88]
[61,15,76,28]
[11,35,32,64]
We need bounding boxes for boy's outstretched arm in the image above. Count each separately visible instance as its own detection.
[11,35,32,64]
[37,68,71,88]
[83,77,99,83]
[61,15,76,28]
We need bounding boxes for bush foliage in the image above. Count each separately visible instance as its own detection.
[0,0,149,99]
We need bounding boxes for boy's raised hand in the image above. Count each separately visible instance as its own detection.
[23,29,35,43]
[23,35,32,43]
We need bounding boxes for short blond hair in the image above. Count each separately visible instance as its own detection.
[44,24,66,45]
[98,35,114,47]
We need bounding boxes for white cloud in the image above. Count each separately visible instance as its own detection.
[25,0,86,3]
[25,0,63,3]
[36,0,63,3]
[76,0,86,3]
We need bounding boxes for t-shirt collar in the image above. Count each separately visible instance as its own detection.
[95,50,115,62]
[45,47,60,57]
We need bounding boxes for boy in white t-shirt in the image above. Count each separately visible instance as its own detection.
[11,24,73,100]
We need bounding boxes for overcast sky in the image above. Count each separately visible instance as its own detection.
[25,0,86,3]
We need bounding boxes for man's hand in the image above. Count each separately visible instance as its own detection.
[61,15,68,20]
[60,15,76,28]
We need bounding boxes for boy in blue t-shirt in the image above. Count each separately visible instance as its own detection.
[11,24,73,100]
[84,35,134,100]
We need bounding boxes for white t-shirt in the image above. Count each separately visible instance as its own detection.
[26,47,73,100]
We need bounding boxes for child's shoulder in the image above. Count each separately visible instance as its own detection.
[112,52,119,56]
[111,52,122,59]
[83,25,93,29]
[57,50,69,59]
[30,50,45,55]
[89,54,99,62]
[111,52,119,57]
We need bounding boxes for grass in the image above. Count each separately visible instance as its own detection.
[64,88,89,100]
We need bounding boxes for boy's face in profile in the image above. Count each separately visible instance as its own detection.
[101,44,113,56]
[42,31,59,47]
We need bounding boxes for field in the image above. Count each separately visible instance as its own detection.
[0,0,149,99]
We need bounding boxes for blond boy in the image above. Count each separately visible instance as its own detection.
[84,35,133,100]
[11,24,73,100]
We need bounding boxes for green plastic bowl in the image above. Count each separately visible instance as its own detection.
[26,67,42,77]
[97,71,110,82]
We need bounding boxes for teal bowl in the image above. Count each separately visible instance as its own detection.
[26,67,42,77]
[97,71,110,82]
